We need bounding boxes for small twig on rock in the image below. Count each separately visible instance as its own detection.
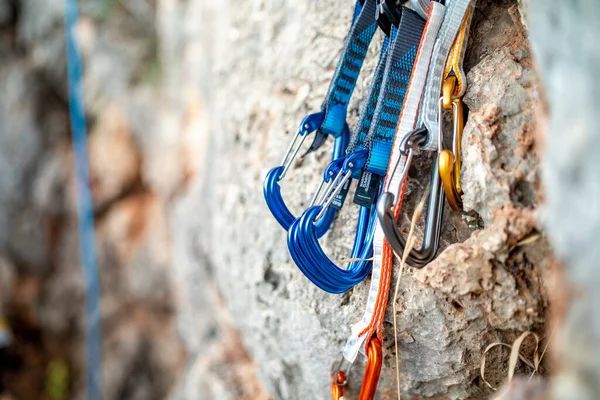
[480,331,540,391]
[393,196,426,400]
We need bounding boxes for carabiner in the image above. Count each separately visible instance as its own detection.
[438,76,464,211]
[331,337,383,400]
[287,150,378,293]
[314,150,369,221]
[376,0,405,36]
[376,128,445,268]
[331,371,346,400]
[263,112,350,234]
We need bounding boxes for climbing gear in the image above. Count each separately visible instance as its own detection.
[410,0,439,19]
[286,23,392,294]
[263,115,349,237]
[438,76,465,210]
[288,152,377,294]
[377,128,445,268]
[264,0,379,233]
[376,0,474,266]
[438,6,475,210]
[331,337,383,400]
[418,0,474,151]
[288,4,427,294]
[331,371,346,400]
[265,0,476,397]
[64,0,102,399]
[343,3,446,372]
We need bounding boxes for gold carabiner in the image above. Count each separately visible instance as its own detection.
[438,98,464,211]
[330,337,383,400]
[442,75,457,111]
[439,76,464,211]
[438,5,474,211]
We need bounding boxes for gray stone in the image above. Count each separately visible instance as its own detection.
[170,0,549,399]
[525,1,600,399]
[0,60,49,273]
[0,255,15,317]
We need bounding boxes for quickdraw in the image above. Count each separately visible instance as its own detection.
[341,5,447,397]
[331,336,382,400]
[287,2,426,294]
[264,0,476,398]
[264,0,378,235]
[377,0,474,264]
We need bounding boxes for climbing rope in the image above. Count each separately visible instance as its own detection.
[64,0,102,399]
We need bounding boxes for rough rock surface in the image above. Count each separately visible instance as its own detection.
[525,1,600,399]
[0,1,265,399]
[0,0,557,399]
[171,0,550,399]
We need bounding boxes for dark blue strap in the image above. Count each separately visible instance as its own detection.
[366,8,425,176]
[306,0,379,153]
[64,0,102,399]
[347,35,391,156]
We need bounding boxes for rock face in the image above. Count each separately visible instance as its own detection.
[0,0,557,399]
[171,0,549,399]
[0,1,265,399]
[525,1,600,399]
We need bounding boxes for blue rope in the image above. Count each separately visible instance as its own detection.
[64,1,102,398]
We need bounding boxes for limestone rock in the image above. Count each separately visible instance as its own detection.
[525,0,600,399]
[0,0,558,399]
[172,0,550,399]
[462,5,538,225]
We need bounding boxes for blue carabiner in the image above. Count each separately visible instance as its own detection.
[287,150,379,293]
[264,112,350,236]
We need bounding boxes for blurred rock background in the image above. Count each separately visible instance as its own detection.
[0,0,563,399]
[0,0,266,398]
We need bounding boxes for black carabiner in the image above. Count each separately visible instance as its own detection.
[376,0,406,36]
[376,128,445,268]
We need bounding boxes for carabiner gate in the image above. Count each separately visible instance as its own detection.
[287,150,377,294]
[263,112,350,233]
[314,150,369,221]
